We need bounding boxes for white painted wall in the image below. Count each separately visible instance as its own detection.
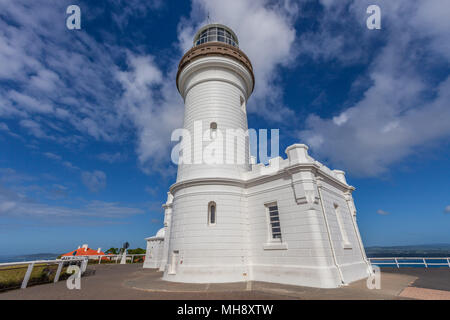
[159,193,173,272]
[246,179,341,288]
[144,236,164,269]
[155,33,370,288]
[162,183,249,283]
[176,57,252,182]
[161,145,371,287]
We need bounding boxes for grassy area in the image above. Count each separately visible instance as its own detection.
[0,263,69,291]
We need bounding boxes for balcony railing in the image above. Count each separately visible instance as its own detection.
[368,257,450,268]
[0,254,146,290]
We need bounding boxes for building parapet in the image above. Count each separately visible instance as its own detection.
[244,143,353,192]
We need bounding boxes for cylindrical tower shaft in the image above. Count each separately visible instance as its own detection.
[162,24,255,283]
[175,24,255,182]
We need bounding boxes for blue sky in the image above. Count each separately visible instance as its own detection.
[0,0,449,255]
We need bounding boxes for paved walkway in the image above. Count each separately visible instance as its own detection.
[382,268,450,300]
[0,264,448,300]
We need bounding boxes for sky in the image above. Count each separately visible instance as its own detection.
[0,0,449,255]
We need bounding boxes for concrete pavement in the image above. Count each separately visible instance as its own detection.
[0,264,448,300]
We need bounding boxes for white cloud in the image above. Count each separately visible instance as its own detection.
[29,69,60,92]
[445,206,450,214]
[0,123,8,131]
[0,185,143,222]
[151,218,161,224]
[332,113,348,126]
[0,168,144,224]
[109,0,163,29]
[377,209,390,215]
[298,0,450,177]
[0,0,125,144]
[8,90,53,113]
[0,0,301,176]
[19,119,48,139]
[0,122,20,139]
[63,161,80,171]
[0,1,183,175]
[97,152,127,164]
[178,0,298,122]
[0,201,16,213]
[2,0,448,181]
[115,52,183,173]
[145,186,158,196]
[43,152,62,161]
[46,184,68,200]
[0,168,35,184]
[410,1,450,61]
[81,170,107,193]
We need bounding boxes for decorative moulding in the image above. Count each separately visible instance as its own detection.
[263,242,288,250]
[342,242,353,250]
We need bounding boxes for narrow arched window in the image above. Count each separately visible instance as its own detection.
[240,96,246,113]
[208,201,216,225]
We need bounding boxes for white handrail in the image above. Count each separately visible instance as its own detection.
[369,257,450,260]
[21,263,35,289]
[368,257,450,268]
[68,254,145,264]
[0,254,146,290]
[0,259,69,267]
[0,258,87,289]
[63,254,145,260]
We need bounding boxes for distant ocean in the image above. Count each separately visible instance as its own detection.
[0,253,59,264]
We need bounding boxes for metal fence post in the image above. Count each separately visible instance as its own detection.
[423,258,428,268]
[21,263,34,289]
[132,255,135,263]
[98,255,102,264]
[447,258,450,268]
[394,258,399,268]
[81,259,88,273]
[54,262,63,283]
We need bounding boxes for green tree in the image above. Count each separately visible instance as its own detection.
[105,247,119,254]
[128,248,146,254]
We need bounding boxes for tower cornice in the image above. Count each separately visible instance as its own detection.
[176,42,255,94]
[169,162,355,195]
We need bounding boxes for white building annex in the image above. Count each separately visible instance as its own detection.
[143,228,165,269]
[144,24,372,288]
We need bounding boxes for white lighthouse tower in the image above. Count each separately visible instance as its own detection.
[164,24,254,282]
[145,23,371,288]
[175,24,253,182]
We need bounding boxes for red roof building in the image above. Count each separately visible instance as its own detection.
[61,244,109,260]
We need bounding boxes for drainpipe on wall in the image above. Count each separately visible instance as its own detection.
[344,193,373,275]
[317,180,346,286]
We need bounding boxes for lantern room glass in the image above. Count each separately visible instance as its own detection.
[194,26,238,48]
